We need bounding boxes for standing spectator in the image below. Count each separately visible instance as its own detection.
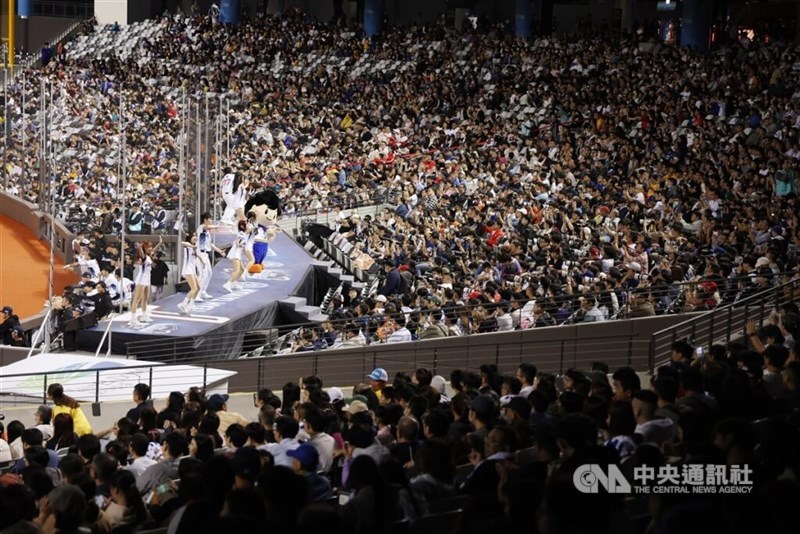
[150,251,170,303]
[367,368,389,401]
[0,306,20,345]
[603,400,637,460]
[517,363,537,398]
[40,41,53,66]
[631,390,674,448]
[47,383,93,436]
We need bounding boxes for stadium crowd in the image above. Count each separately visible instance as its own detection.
[1,321,800,534]
[2,9,799,341]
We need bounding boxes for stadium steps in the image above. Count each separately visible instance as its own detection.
[279,296,328,323]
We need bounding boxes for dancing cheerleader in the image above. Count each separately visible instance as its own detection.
[177,233,201,315]
[223,220,247,293]
[220,170,248,225]
[128,236,163,326]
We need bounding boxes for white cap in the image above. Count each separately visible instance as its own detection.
[626,262,642,273]
[326,387,344,403]
[375,295,387,303]
[430,375,447,395]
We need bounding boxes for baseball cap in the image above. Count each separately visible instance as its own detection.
[344,400,369,415]
[286,443,319,471]
[504,396,531,419]
[375,295,387,303]
[625,262,642,272]
[206,393,229,411]
[326,387,344,403]
[368,368,388,382]
[430,375,447,395]
[1,306,12,315]
[469,395,496,416]
[344,394,368,406]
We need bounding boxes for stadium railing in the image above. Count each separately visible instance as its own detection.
[648,275,800,370]
[1,277,795,403]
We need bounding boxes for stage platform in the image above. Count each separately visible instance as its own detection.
[76,231,320,358]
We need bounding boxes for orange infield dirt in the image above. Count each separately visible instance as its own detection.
[0,215,78,319]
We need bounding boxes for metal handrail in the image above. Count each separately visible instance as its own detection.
[26,307,53,358]
[648,276,800,372]
[2,335,661,405]
[119,274,796,363]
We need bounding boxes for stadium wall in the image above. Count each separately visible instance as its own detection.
[0,14,76,54]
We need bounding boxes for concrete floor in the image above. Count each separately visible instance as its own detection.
[0,391,276,432]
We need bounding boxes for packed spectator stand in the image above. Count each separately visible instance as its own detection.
[3,8,800,349]
[1,6,800,532]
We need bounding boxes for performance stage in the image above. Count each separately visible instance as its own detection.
[76,231,323,358]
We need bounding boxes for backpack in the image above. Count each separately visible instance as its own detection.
[399,270,414,294]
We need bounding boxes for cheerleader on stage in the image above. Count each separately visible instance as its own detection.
[223,220,248,293]
[220,170,248,225]
[129,236,163,326]
[178,233,201,315]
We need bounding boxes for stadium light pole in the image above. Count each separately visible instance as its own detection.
[7,0,14,67]
[44,78,54,352]
[97,87,125,357]
[21,66,25,182]
[3,68,7,192]
[176,87,186,278]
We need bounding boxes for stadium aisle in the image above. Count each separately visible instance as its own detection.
[0,215,77,318]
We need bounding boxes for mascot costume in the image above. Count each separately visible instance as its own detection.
[244,189,281,273]
[220,169,248,225]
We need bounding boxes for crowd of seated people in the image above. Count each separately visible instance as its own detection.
[1,319,800,534]
[1,8,798,259]
[300,213,800,349]
[4,10,799,345]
